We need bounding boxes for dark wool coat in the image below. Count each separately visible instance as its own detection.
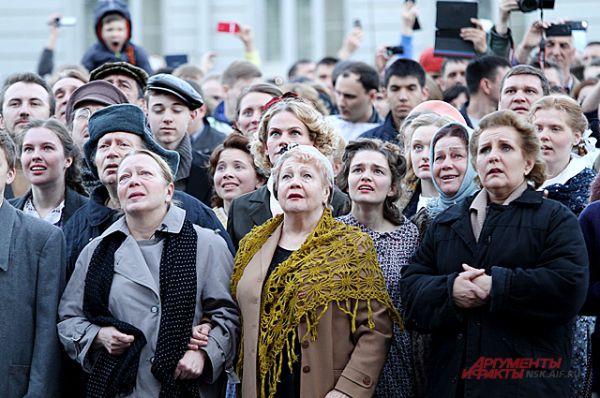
[401,188,589,398]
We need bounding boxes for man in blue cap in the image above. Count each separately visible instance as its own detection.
[63,103,233,279]
[145,73,212,205]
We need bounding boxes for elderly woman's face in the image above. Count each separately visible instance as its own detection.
[530,107,581,170]
[266,111,314,165]
[117,153,174,214]
[213,148,263,205]
[277,159,328,215]
[432,135,468,196]
[475,126,533,202]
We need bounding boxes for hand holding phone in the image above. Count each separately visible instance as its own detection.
[217,22,241,34]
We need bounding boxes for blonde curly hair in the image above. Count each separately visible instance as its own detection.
[251,96,335,175]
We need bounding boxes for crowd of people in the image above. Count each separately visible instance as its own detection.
[2,0,600,397]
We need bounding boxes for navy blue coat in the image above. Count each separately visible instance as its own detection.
[63,186,233,278]
[80,0,152,73]
[359,112,401,146]
[401,188,588,398]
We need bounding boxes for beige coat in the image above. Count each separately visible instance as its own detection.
[236,223,393,398]
[58,206,239,397]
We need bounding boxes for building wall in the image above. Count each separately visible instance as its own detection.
[0,0,599,83]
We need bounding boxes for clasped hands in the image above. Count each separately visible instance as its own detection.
[452,264,492,308]
[94,323,212,380]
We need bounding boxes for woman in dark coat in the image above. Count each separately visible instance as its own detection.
[401,110,589,398]
[10,119,87,227]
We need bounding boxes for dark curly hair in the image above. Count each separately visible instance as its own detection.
[17,119,86,195]
[337,138,407,225]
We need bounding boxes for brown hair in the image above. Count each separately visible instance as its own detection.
[18,119,86,195]
[471,110,545,189]
[0,129,16,169]
[337,138,406,225]
[235,83,283,119]
[208,132,266,207]
[501,65,551,97]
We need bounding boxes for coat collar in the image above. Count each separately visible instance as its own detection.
[89,186,119,227]
[436,186,543,224]
[0,200,16,271]
[100,204,187,240]
[245,185,273,226]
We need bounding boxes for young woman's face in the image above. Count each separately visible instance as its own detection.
[410,125,436,181]
[236,92,275,138]
[21,127,72,188]
[432,135,468,196]
[531,107,581,170]
[213,148,263,205]
[347,150,394,207]
[266,111,314,165]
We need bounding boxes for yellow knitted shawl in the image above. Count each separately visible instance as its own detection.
[231,208,402,398]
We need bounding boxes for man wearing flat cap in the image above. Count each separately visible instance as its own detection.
[63,103,234,280]
[90,61,148,106]
[66,80,129,151]
[146,73,213,206]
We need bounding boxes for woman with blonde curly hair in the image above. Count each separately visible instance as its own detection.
[402,110,588,398]
[227,93,349,248]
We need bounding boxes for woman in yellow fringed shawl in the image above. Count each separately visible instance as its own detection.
[231,144,401,398]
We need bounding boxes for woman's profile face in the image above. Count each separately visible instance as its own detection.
[277,158,328,215]
[475,126,533,201]
[432,135,468,196]
[410,125,436,181]
[213,148,263,204]
[266,111,314,165]
[117,153,174,215]
[21,127,72,188]
[348,150,394,207]
[237,92,275,138]
[531,107,581,169]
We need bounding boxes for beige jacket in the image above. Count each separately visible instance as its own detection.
[236,223,393,398]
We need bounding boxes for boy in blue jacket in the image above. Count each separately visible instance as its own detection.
[81,0,152,74]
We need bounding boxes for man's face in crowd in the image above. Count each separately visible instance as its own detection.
[385,75,428,122]
[316,63,335,96]
[583,44,600,66]
[545,36,576,70]
[293,62,316,81]
[201,79,224,114]
[224,76,261,121]
[498,74,545,115]
[103,73,141,105]
[441,60,467,90]
[147,92,195,150]
[71,102,106,150]
[53,77,85,124]
[94,132,144,187]
[335,72,376,123]
[489,67,510,105]
[1,82,51,135]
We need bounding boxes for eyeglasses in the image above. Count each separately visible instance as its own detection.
[74,107,93,121]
